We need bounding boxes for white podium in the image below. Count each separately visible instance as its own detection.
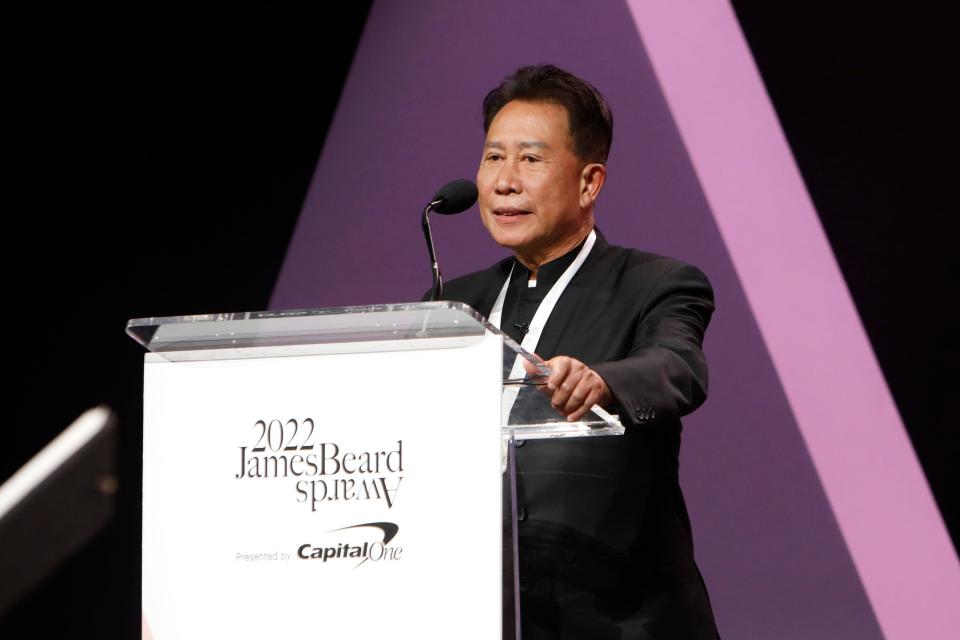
[128,302,622,639]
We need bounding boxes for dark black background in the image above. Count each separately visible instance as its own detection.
[3,2,955,636]
[731,0,956,554]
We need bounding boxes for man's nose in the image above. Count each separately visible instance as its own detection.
[494,161,521,195]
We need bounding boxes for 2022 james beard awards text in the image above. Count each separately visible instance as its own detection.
[235,418,404,511]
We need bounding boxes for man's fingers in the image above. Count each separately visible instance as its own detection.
[546,357,572,390]
[568,387,602,422]
[549,360,582,408]
[551,361,589,411]
[559,375,594,416]
[521,357,540,377]
[528,356,611,421]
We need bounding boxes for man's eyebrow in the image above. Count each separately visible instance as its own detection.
[483,140,551,150]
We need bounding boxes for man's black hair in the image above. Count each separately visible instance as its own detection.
[482,64,614,164]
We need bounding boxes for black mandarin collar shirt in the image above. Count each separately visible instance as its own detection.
[500,233,590,345]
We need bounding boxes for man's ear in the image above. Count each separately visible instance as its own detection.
[580,163,606,208]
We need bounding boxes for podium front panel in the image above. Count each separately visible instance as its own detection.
[142,333,503,638]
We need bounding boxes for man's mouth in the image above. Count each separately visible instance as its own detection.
[493,207,530,217]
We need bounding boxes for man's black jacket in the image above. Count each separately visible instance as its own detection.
[441,229,720,639]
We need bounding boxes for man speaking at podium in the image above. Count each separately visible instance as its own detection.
[442,65,720,638]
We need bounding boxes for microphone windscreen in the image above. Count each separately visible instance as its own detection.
[432,179,478,214]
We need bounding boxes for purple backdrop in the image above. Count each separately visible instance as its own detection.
[271,1,886,637]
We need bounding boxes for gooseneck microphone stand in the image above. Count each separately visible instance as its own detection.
[420,179,478,301]
[421,198,445,301]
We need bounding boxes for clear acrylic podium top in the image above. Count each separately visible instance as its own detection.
[127,301,624,440]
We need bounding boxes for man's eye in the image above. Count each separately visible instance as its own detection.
[522,155,540,163]
[486,154,502,162]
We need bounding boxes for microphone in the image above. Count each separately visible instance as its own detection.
[513,322,529,339]
[430,179,479,215]
[422,179,477,300]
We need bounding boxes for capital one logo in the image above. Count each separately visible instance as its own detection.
[298,522,402,568]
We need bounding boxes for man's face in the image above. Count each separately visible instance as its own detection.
[476,100,590,265]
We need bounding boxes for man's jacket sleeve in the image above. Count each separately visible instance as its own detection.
[591,263,714,427]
